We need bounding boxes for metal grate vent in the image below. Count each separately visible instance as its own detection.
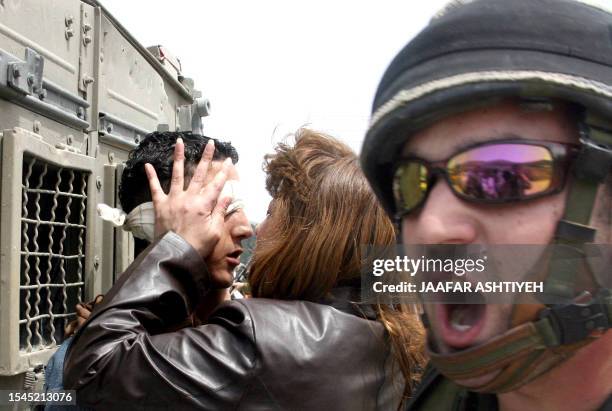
[19,154,87,352]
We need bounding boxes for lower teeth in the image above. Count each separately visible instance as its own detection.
[450,306,473,332]
[451,322,471,332]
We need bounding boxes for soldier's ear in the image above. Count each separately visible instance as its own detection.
[592,174,612,242]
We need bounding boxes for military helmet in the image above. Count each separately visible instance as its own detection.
[362,0,612,217]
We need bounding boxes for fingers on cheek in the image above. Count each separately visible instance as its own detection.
[197,207,210,217]
[210,231,221,244]
[212,177,226,195]
[217,197,231,212]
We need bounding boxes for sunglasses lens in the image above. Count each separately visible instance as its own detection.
[448,144,554,200]
[393,162,429,213]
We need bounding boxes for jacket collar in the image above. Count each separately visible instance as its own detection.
[319,286,378,321]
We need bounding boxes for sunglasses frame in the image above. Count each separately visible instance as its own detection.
[392,139,580,218]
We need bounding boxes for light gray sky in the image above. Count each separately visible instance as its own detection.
[100,0,451,222]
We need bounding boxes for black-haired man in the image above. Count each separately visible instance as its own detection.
[118,131,242,257]
[52,132,252,408]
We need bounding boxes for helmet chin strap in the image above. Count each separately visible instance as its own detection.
[421,111,612,393]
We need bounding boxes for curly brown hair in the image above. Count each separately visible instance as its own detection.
[249,128,426,403]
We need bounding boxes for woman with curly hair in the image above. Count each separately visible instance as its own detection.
[252,129,426,398]
[65,128,425,410]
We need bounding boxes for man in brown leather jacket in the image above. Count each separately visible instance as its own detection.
[64,133,403,410]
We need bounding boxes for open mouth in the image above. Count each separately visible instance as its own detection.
[228,250,242,259]
[436,301,487,350]
[226,250,242,267]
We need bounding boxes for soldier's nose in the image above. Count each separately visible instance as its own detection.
[403,181,478,245]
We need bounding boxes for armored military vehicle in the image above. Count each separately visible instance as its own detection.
[0,1,210,407]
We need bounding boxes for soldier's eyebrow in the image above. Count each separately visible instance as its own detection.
[402,133,527,160]
[451,133,529,153]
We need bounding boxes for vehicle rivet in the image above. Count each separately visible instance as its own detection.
[82,76,94,87]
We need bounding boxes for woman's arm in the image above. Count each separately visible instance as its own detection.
[63,231,257,409]
[65,139,255,409]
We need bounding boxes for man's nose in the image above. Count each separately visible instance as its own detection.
[404,180,478,244]
[232,210,254,240]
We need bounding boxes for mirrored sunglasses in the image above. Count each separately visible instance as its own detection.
[392,139,579,217]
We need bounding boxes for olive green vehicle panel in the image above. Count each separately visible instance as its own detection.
[0,1,207,405]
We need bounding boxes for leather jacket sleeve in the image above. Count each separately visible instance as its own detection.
[63,232,257,410]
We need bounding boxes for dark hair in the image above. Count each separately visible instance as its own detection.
[118,131,238,215]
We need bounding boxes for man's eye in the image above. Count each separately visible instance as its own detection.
[225,200,243,218]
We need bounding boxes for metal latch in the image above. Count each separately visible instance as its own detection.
[8,48,43,95]
[177,96,211,135]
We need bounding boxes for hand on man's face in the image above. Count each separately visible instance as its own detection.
[145,138,234,259]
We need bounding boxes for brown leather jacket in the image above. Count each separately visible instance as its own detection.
[64,232,403,410]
